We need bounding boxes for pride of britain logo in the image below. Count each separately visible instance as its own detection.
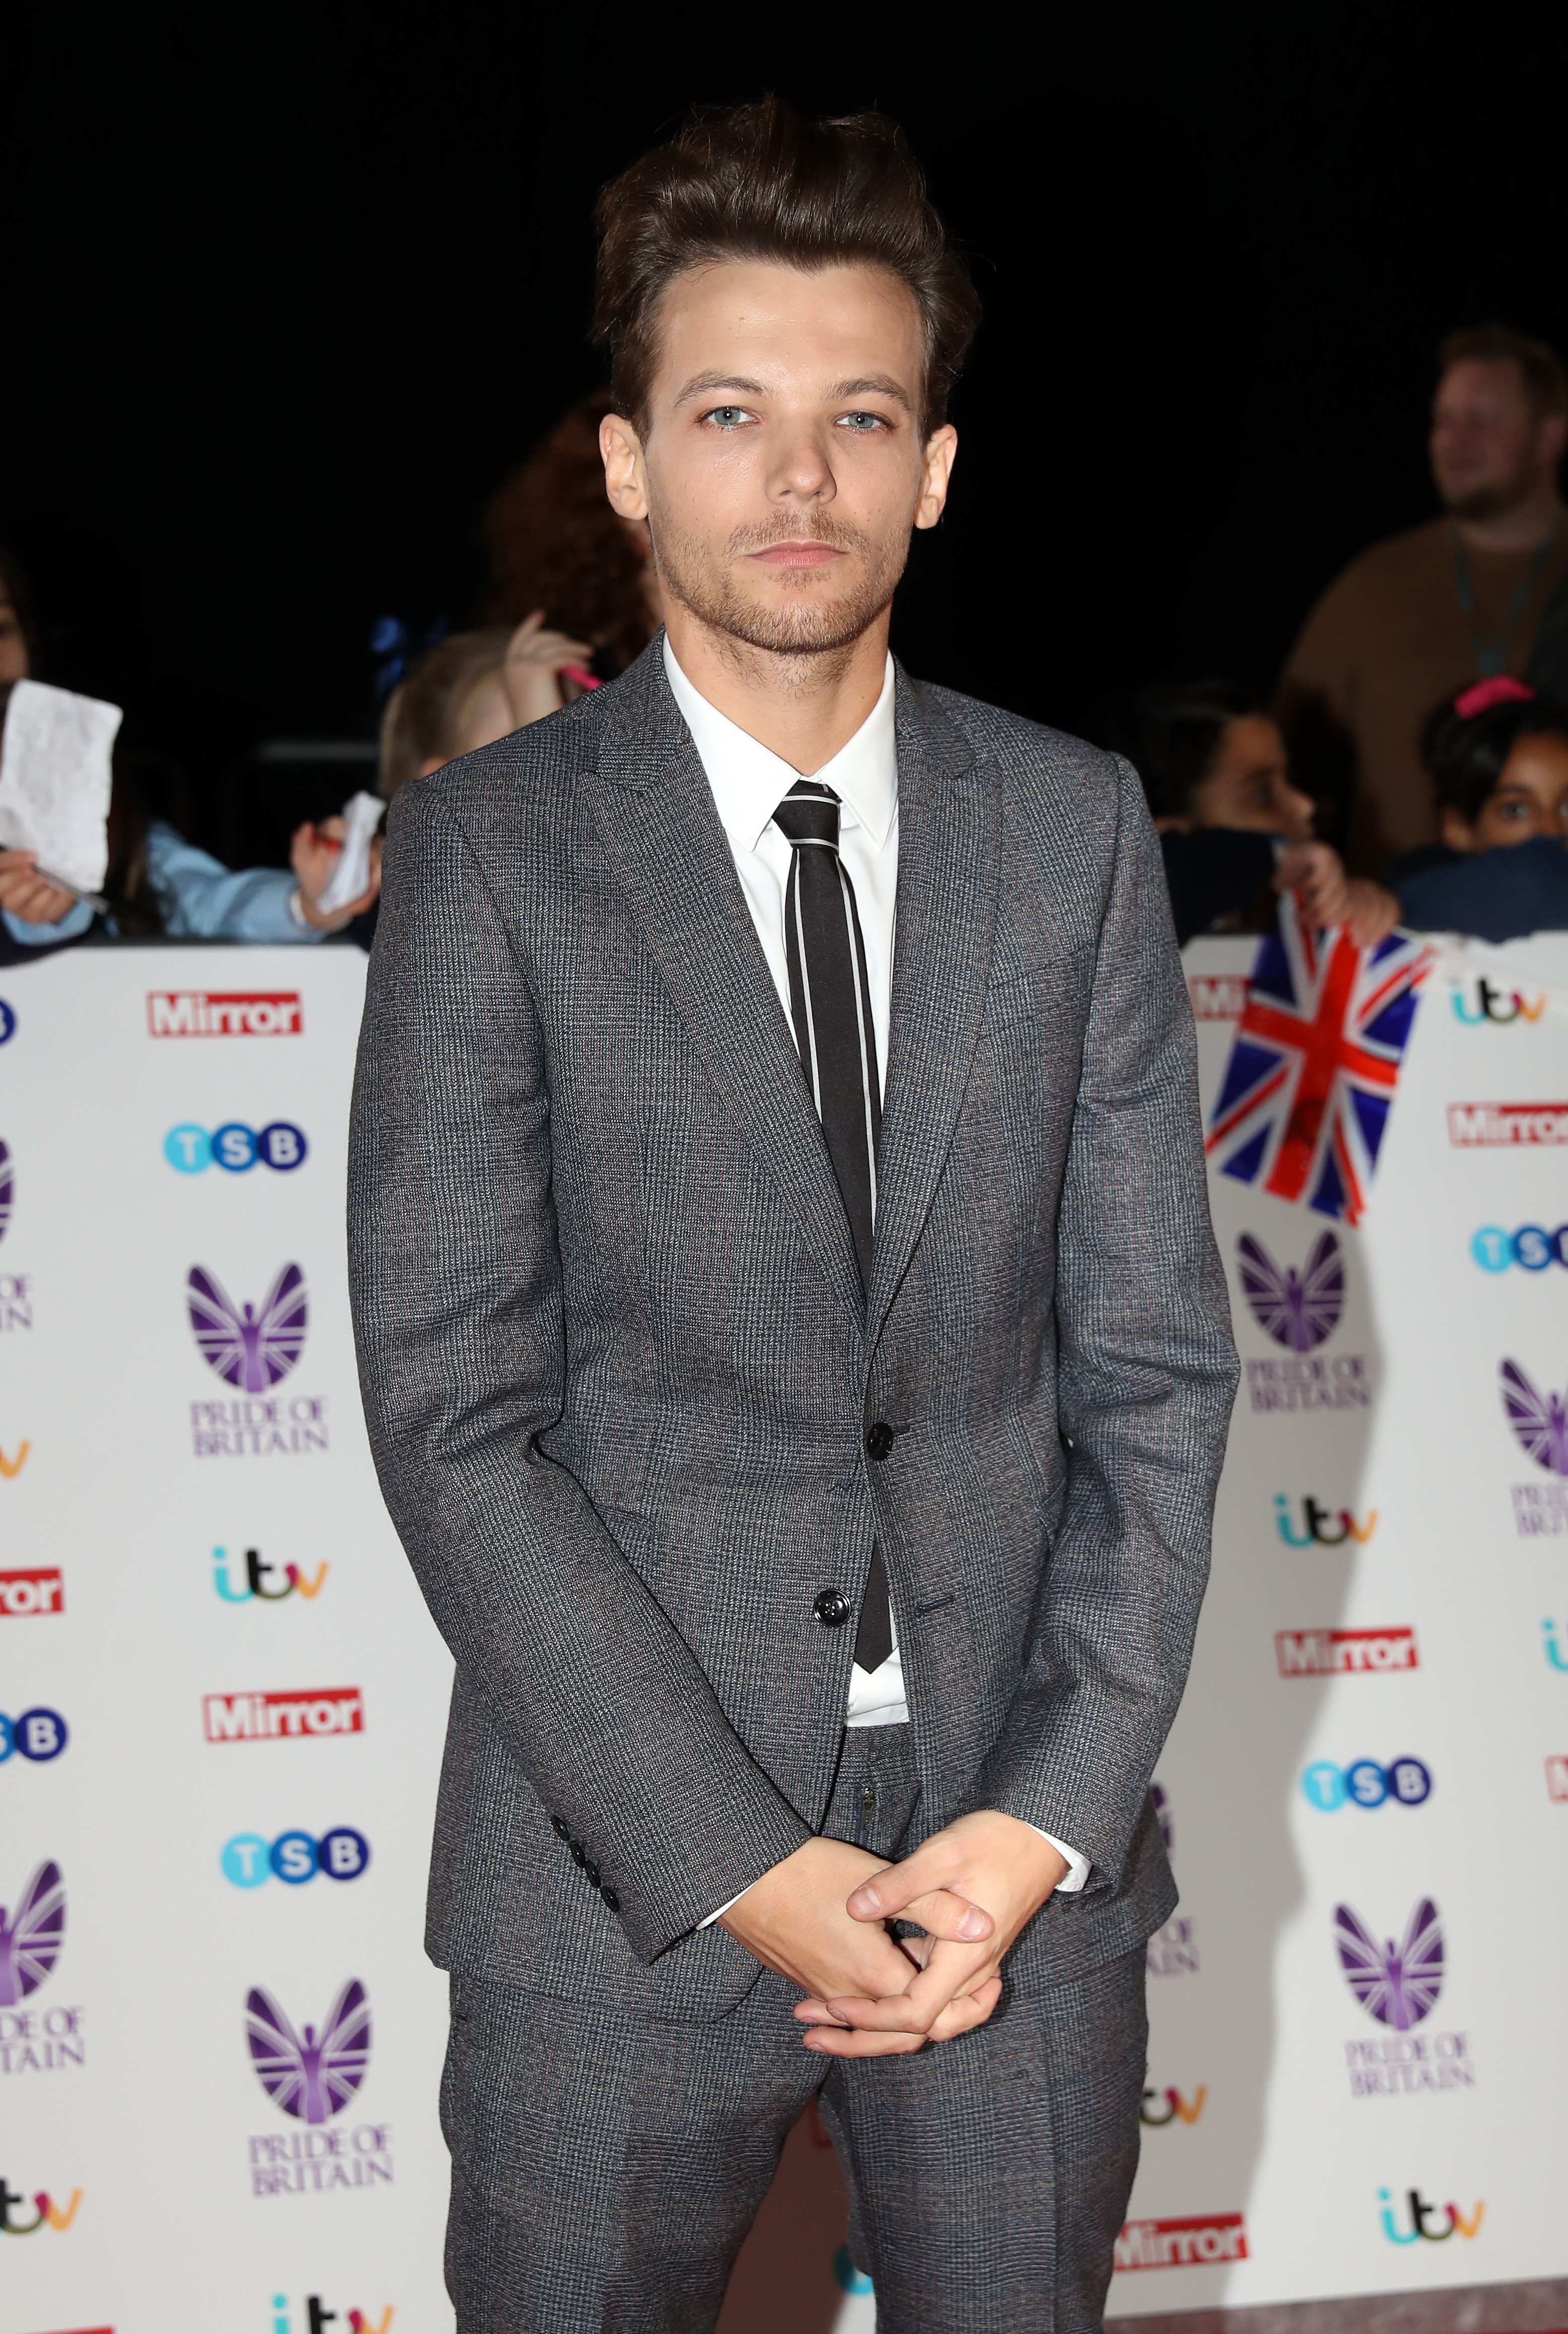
[1501,1356,1568,1541]
[1236,1229,1368,1415]
[0,1859,82,2079]
[187,1264,327,1461]
[245,1979,391,2197]
[1336,1897,1473,2099]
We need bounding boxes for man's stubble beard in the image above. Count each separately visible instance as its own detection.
[648,504,911,672]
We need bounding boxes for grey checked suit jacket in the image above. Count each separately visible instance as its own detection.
[348,637,1238,2021]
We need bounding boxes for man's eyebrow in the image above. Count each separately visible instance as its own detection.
[673,372,767,407]
[831,375,914,411]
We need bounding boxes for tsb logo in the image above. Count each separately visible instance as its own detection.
[166,1122,308,1174]
[223,1828,371,1887]
[1303,1757,1432,1810]
[147,990,302,1037]
[0,1710,68,1763]
[1472,1224,1568,1272]
[0,1569,63,1618]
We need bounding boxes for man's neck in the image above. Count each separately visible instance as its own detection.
[662,603,891,775]
[1454,481,1564,555]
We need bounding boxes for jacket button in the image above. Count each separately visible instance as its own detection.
[601,1887,620,1912]
[865,1421,894,1461]
[585,1862,602,1888]
[551,1816,570,1840]
[570,1843,587,1867]
[814,1587,853,1627]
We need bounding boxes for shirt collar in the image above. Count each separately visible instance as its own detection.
[663,634,897,855]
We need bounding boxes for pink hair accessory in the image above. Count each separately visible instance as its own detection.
[562,663,602,691]
[1454,675,1534,719]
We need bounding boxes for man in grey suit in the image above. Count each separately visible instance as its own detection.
[349,96,1237,2334]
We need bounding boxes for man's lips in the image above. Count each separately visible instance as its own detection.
[748,542,844,567]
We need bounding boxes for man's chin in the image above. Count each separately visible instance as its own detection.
[680,579,893,661]
[1442,482,1523,524]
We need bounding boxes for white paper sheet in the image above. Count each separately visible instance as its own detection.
[0,678,121,892]
[315,788,384,914]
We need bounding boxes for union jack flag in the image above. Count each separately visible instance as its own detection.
[1205,900,1434,1224]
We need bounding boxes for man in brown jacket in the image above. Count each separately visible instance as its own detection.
[1281,322,1567,870]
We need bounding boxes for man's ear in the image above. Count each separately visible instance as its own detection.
[914,424,958,531]
[1440,804,1476,853]
[601,414,650,522]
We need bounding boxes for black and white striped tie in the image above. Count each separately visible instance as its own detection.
[772,777,893,1675]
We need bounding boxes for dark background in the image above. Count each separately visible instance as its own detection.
[8,2,1568,858]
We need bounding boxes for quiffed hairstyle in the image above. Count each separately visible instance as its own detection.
[1128,682,1263,822]
[1420,678,1568,825]
[592,96,980,436]
[1438,321,1568,418]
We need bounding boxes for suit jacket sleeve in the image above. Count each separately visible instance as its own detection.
[974,750,1239,1889]
[347,779,812,1962]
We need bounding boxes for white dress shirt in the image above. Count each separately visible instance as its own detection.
[665,638,1088,1897]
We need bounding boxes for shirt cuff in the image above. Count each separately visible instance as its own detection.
[698,1885,752,1930]
[1028,1827,1090,1894]
[701,1825,1090,1929]
[3,897,95,945]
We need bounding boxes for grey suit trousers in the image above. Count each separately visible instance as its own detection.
[441,1727,1147,2333]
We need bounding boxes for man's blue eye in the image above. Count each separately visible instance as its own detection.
[839,412,885,430]
[706,407,747,427]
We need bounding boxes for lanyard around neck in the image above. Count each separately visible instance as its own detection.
[1451,518,1559,677]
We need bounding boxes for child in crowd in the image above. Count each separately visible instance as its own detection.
[1389,678,1568,940]
[1132,684,1401,947]
[378,613,593,798]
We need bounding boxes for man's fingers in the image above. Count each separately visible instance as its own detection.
[802,2024,927,2058]
[890,1887,994,1941]
[803,2027,927,2058]
[846,1856,992,1931]
[926,1978,1003,2041]
[800,1975,1003,2055]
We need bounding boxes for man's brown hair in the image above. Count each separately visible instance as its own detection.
[592,96,980,438]
[1438,320,1568,417]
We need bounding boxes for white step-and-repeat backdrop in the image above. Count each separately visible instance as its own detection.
[3,924,1566,2334]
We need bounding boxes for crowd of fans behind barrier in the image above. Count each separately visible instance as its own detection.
[4,330,1568,971]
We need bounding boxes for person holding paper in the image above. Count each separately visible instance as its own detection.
[1,668,380,953]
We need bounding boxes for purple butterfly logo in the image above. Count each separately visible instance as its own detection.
[0,1138,12,1243]
[0,1860,66,2005]
[246,1979,370,2123]
[188,1263,307,1392]
[1334,1898,1443,2031]
[1237,1229,1344,1352]
[1500,1359,1568,1477]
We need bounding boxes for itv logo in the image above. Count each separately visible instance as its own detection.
[273,2298,394,2334]
[213,1546,328,1603]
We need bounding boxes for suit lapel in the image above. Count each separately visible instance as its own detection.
[867,672,999,1352]
[582,644,866,1325]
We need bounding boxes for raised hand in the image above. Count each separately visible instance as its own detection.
[793,1811,1066,2057]
[291,816,383,930]
[500,611,598,729]
[0,849,79,927]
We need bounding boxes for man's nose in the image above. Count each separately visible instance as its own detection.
[766,424,838,503]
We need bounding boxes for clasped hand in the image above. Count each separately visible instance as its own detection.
[720,1812,1065,2057]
